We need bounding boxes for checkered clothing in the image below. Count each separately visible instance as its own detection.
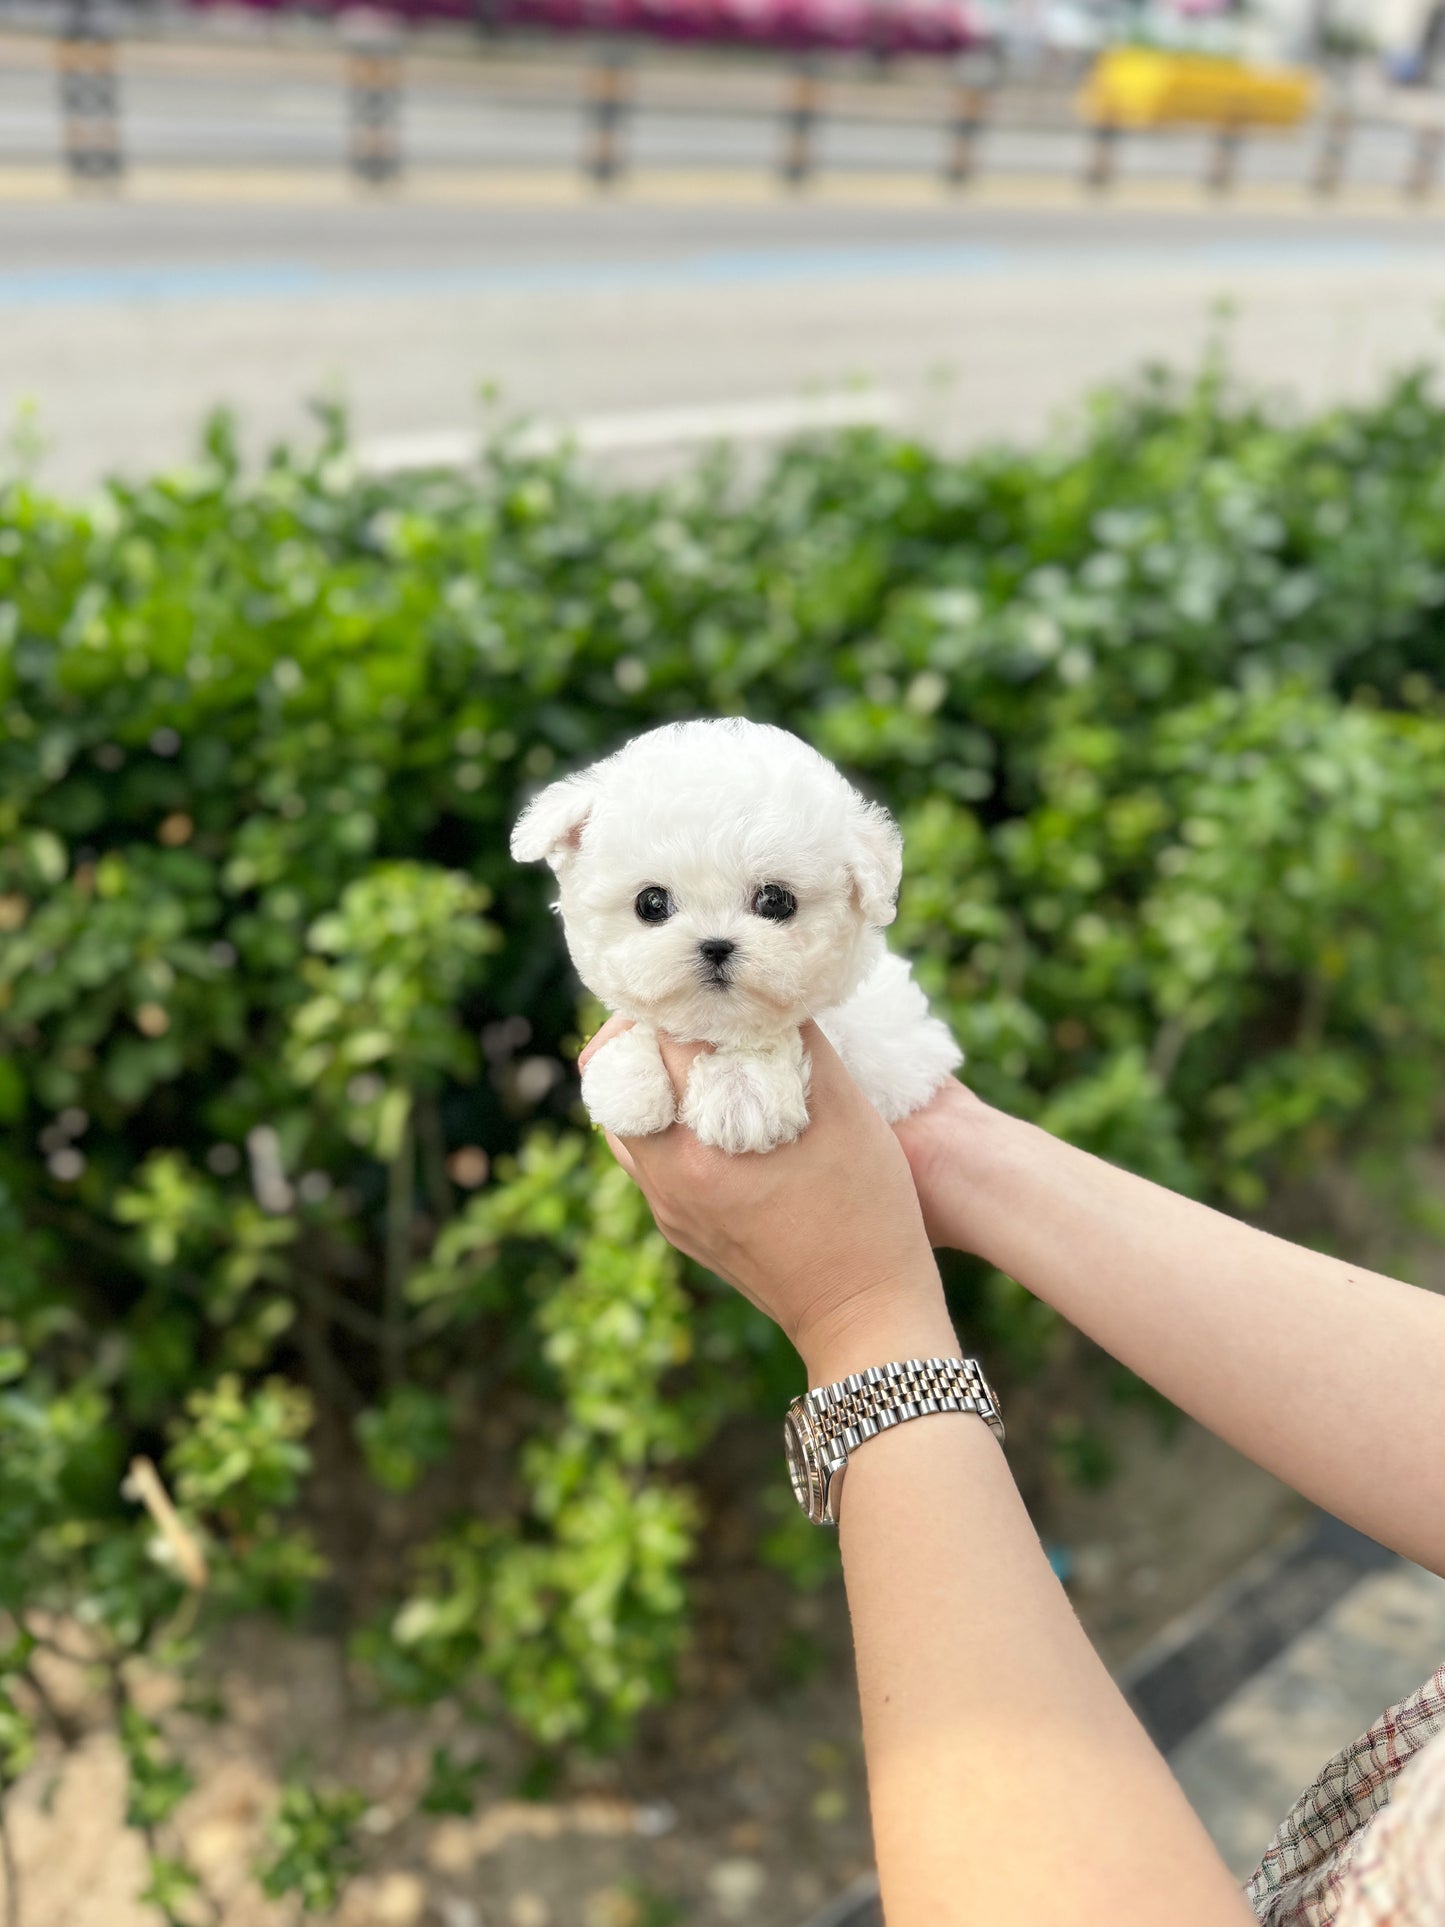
[1245,1663,1445,1927]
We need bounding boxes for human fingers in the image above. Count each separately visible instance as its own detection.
[799,1021,848,1085]
[578,1013,634,1075]
[798,1021,876,1119]
[653,1031,713,1101]
[605,1129,714,1274]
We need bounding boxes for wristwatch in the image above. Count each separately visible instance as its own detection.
[783,1355,1005,1527]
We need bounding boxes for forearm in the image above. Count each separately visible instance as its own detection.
[933,1093,1445,1575]
[803,1292,1253,1927]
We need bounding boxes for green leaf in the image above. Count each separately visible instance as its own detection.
[419,1744,489,1817]
[138,1854,202,1927]
[256,1774,367,1914]
[356,1387,453,1496]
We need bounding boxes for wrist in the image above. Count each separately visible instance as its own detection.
[797,1269,960,1390]
[919,1089,1035,1259]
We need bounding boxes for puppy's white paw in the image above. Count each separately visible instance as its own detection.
[581,1031,676,1138]
[682,1049,810,1156]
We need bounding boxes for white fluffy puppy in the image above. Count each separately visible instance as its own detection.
[510,718,961,1155]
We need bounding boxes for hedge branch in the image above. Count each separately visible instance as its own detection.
[125,1460,209,1592]
[18,1664,80,1749]
[416,1094,456,1226]
[0,1785,18,1927]
[383,1107,416,1391]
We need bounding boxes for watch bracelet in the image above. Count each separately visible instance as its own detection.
[803,1355,1004,1453]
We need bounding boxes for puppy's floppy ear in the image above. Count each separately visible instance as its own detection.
[510,774,596,874]
[847,796,903,928]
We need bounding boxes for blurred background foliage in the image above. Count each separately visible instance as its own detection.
[2,362,1445,1916]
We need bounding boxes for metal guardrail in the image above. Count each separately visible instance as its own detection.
[28,27,1445,199]
[56,3,123,177]
[348,32,404,182]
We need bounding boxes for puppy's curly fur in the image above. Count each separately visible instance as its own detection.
[512,719,961,1154]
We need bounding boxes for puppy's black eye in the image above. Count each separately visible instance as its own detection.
[752,883,797,922]
[635,887,673,924]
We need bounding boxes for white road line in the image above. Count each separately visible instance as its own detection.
[357,389,901,474]
[357,427,480,472]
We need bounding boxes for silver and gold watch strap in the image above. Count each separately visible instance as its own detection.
[784,1355,1004,1527]
[809,1356,1004,1452]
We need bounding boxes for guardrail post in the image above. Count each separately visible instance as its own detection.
[1082,121,1120,191]
[944,82,989,187]
[56,0,122,183]
[1206,121,1243,194]
[1312,105,1352,195]
[780,56,821,189]
[583,51,631,187]
[347,20,403,185]
[1404,123,1442,199]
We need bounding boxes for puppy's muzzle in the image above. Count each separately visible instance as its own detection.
[698,937,735,986]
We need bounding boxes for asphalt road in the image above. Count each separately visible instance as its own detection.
[4,193,1445,491]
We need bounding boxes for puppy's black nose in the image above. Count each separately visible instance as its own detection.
[699,938,735,965]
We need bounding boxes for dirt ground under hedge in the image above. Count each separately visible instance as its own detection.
[2,1407,1309,1927]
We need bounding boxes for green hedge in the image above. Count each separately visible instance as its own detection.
[3,368,1445,1915]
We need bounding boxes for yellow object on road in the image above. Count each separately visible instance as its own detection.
[1079,48,1317,129]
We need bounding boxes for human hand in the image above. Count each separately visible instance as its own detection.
[579,1017,956,1381]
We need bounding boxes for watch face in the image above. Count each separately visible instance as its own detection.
[783,1406,823,1523]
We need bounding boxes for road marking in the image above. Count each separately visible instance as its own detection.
[357,390,902,473]
[0,233,1433,312]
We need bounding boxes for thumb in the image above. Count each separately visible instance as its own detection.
[654,1031,713,1103]
[798,1020,853,1093]
[578,1013,634,1075]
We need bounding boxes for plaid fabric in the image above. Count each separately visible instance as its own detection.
[1334,1727,1445,1927]
[1245,1663,1445,1927]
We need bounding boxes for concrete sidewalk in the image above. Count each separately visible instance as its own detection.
[5,196,1445,497]
[1172,1553,1445,1879]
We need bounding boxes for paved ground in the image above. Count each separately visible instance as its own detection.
[4,17,1445,493]
[1173,1556,1445,1879]
[4,191,1445,492]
